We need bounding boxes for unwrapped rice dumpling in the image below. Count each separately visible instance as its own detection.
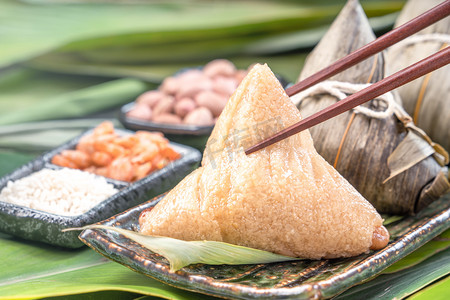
[139,63,389,259]
[292,0,449,215]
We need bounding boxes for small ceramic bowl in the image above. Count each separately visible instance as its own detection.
[0,128,201,248]
[119,102,213,150]
[119,67,290,151]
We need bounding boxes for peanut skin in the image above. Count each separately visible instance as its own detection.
[184,107,214,126]
[195,91,227,117]
[127,104,152,120]
[152,96,175,116]
[176,76,213,99]
[160,77,179,95]
[204,59,236,78]
[212,76,238,96]
[174,98,197,118]
[136,90,164,108]
[132,59,245,125]
[153,113,182,124]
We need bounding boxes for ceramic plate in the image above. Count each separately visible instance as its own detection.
[119,102,213,150]
[0,128,201,248]
[79,192,450,299]
[118,69,290,150]
[119,101,214,136]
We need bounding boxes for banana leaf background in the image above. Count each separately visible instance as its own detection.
[0,0,449,299]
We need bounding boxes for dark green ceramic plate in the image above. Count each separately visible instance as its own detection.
[79,192,450,299]
[0,128,202,248]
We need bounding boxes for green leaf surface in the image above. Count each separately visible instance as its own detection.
[407,276,450,300]
[0,67,150,126]
[0,68,107,113]
[0,151,35,177]
[0,233,216,300]
[70,225,298,271]
[43,290,141,300]
[0,0,403,69]
[27,53,308,84]
[382,214,404,225]
[382,229,450,274]
[335,248,450,300]
[0,119,121,153]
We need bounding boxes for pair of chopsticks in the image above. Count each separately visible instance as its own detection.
[245,0,450,155]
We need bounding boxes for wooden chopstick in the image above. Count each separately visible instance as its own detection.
[244,1,450,155]
[285,0,450,97]
[245,46,450,155]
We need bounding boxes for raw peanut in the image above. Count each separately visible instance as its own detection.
[184,107,214,126]
[152,96,175,117]
[174,98,196,118]
[235,69,247,83]
[126,104,152,120]
[176,69,203,82]
[160,76,179,95]
[195,90,227,117]
[153,113,182,124]
[203,59,236,78]
[212,76,238,96]
[176,76,213,99]
[247,63,258,72]
[136,90,164,108]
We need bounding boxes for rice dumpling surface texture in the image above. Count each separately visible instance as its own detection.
[139,64,383,259]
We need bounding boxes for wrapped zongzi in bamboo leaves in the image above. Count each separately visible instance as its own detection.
[292,0,449,215]
[386,0,450,151]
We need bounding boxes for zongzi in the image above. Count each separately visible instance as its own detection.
[292,0,449,215]
[139,63,389,260]
[386,0,450,151]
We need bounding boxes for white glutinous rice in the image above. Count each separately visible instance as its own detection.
[0,168,118,216]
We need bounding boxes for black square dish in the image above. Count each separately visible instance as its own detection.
[0,128,201,248]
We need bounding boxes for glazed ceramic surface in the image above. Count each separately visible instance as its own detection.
[79,192,450,299]
[119,70,290,150]
[0,128,201,248]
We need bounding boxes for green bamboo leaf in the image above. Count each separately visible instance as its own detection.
[334,248,450,300]
[41,290,141,300]
[0,119,121,153]
[27,53,190,83]
[408,276,450,300]
[0,151,35,177]
[0,0,404,69]
[0,0,330,68]
[0,68,108,113]
[382,214,404,225]
[0,76,148,126]
[242,12,399,55]
[27,53,308,84]
[382,229,450,274]
[0,233,215,300]
[68,225,299,271]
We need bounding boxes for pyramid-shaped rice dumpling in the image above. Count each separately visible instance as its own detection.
[139,64,388,259]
